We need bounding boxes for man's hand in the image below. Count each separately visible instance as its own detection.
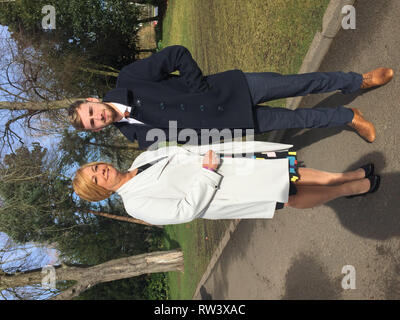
[202,150,220,171]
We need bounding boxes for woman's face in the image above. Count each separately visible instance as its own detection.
[81,163,121,191]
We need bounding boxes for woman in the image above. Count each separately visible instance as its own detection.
[72,141,380,225]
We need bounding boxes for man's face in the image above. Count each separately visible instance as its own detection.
[77,101,119,131]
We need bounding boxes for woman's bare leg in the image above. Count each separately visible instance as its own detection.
[296,167,366,186]
[285,178,370,209]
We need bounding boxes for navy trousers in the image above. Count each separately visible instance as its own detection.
[244,71,363,132]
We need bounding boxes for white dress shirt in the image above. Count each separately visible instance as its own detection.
[110,102,144,125]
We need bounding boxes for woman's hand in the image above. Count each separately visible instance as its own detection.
[202,150,220,171]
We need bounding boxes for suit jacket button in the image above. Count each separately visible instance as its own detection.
[217,106,224,111]
[160,102,165,110]
[135,99,142,107]
[180,104,185,111]
[200,105,205,111]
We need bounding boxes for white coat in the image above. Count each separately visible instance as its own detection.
[116,141,293,225]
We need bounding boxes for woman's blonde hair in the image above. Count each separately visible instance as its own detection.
[73,161,115,202]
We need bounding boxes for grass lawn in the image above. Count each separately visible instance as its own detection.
[163,219,232,300]
[160,0,330,299]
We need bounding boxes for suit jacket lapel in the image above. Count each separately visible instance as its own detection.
[105,88,152,148]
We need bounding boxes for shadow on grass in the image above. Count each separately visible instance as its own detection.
[162,231,181,250]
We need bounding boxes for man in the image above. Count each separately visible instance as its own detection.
[68,45,394,149]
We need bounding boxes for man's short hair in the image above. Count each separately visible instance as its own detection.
[68,100,85,130]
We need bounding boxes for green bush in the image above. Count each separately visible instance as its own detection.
[144,273,170,300]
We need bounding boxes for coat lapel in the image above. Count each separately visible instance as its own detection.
[130,147,172,181]
[130,157,170,181]
[130,146,192,180]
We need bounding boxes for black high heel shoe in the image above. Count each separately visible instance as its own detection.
[360,163,374,178]
[346,175,380,199]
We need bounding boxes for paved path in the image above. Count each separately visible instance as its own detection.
[194,0,400,300]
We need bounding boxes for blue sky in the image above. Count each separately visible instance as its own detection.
[0,24,63,154]
[0,231,60,299]
[0,25,33,151]
[0,25,61,299]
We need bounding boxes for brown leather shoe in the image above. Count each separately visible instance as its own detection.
[348,108,376,143]
[361,67,394,89]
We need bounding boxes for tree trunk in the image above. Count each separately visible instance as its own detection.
[0,98,85,111]
[87,63,120,73]
[137,16,159,24]
[86,141,139,150]
[78,67,119,78]
[137,49,157,53]
[88,210,163,229]
[0,249,183,299]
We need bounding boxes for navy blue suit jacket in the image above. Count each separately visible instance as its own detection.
[102,45,254,149]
